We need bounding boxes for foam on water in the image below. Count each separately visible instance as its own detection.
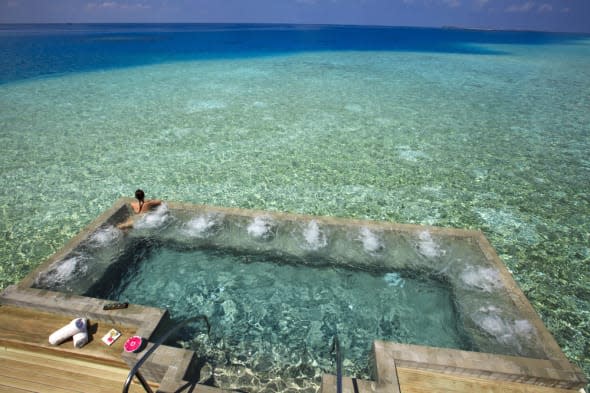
[88,225,122,246]
[36,256,87,287]
[460,266,504,292]
[134,204,170,230]
[417,230,445,258]
[247,216,276,240]
[471,305,536,352]
[302,220,328,251]
[358,227,383,254]
[181,213,223,238]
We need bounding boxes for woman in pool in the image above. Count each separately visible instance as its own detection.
[131,189,161,214]
[117,189,162,229]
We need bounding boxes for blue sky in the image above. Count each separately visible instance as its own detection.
[1,0,589,33]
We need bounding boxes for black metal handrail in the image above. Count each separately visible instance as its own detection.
[122,315,211,393]
[331,335,343,393]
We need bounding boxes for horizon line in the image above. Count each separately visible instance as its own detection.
[0,21,588,35]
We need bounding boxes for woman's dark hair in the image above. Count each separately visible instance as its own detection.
[135,189,145,202]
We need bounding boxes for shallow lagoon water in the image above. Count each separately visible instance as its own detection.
[0,24,589,384]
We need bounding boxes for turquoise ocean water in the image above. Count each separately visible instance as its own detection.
[0,24,589,383]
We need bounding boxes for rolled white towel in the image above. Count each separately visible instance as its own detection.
[72,318,88,348]
[48,318,86,346]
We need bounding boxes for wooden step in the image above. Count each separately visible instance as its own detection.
[321,374,395,393]
[0,347,154,393]
[372,341,586,391]
[397,367,583,393]
[321,368,583,393]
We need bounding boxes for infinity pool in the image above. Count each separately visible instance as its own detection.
[30,201,554,391]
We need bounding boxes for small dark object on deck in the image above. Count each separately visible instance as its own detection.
[102,302,128,310]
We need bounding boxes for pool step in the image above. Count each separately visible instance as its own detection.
[157,363,228,393]
[125,340,226,393]
[370,340,585,393]
[321,374,398,393]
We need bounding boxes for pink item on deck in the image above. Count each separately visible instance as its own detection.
[124,335,144,353]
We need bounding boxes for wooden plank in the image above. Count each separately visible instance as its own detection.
[0,305,137,367]
[397,367,580,393]
[0,374,77,393]
[0,364,90,393]
[0,384,34,393]
[0,347,129,382]
[0,364,148,393]
[0,357,127,390]
[0,347,154,393]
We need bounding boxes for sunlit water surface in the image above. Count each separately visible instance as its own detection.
[106,246,466,391]
[0,24,589,385]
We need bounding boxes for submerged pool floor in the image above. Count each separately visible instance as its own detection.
[87,245,469,383]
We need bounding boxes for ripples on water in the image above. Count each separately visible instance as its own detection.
[107,246,465,391]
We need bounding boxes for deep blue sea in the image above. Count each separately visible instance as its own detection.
[0,24,589,389]
[0,23,585,83]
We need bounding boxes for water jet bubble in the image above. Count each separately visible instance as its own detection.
[514,319,535,337]
[470,306,537,354]
[358,227,383,254]
[35,255,88,288]
[474,312,508,338]
[88,225,122,247]
[416,230,445,258]
[301,220,327,251]
[181,213,224,238]
[460,266,504,292]
[247,216,276,241]
[134,203,170,229]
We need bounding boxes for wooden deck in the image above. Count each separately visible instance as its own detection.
[2,304,585,393]
[0,304,157,393]
[0,347,151,393]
